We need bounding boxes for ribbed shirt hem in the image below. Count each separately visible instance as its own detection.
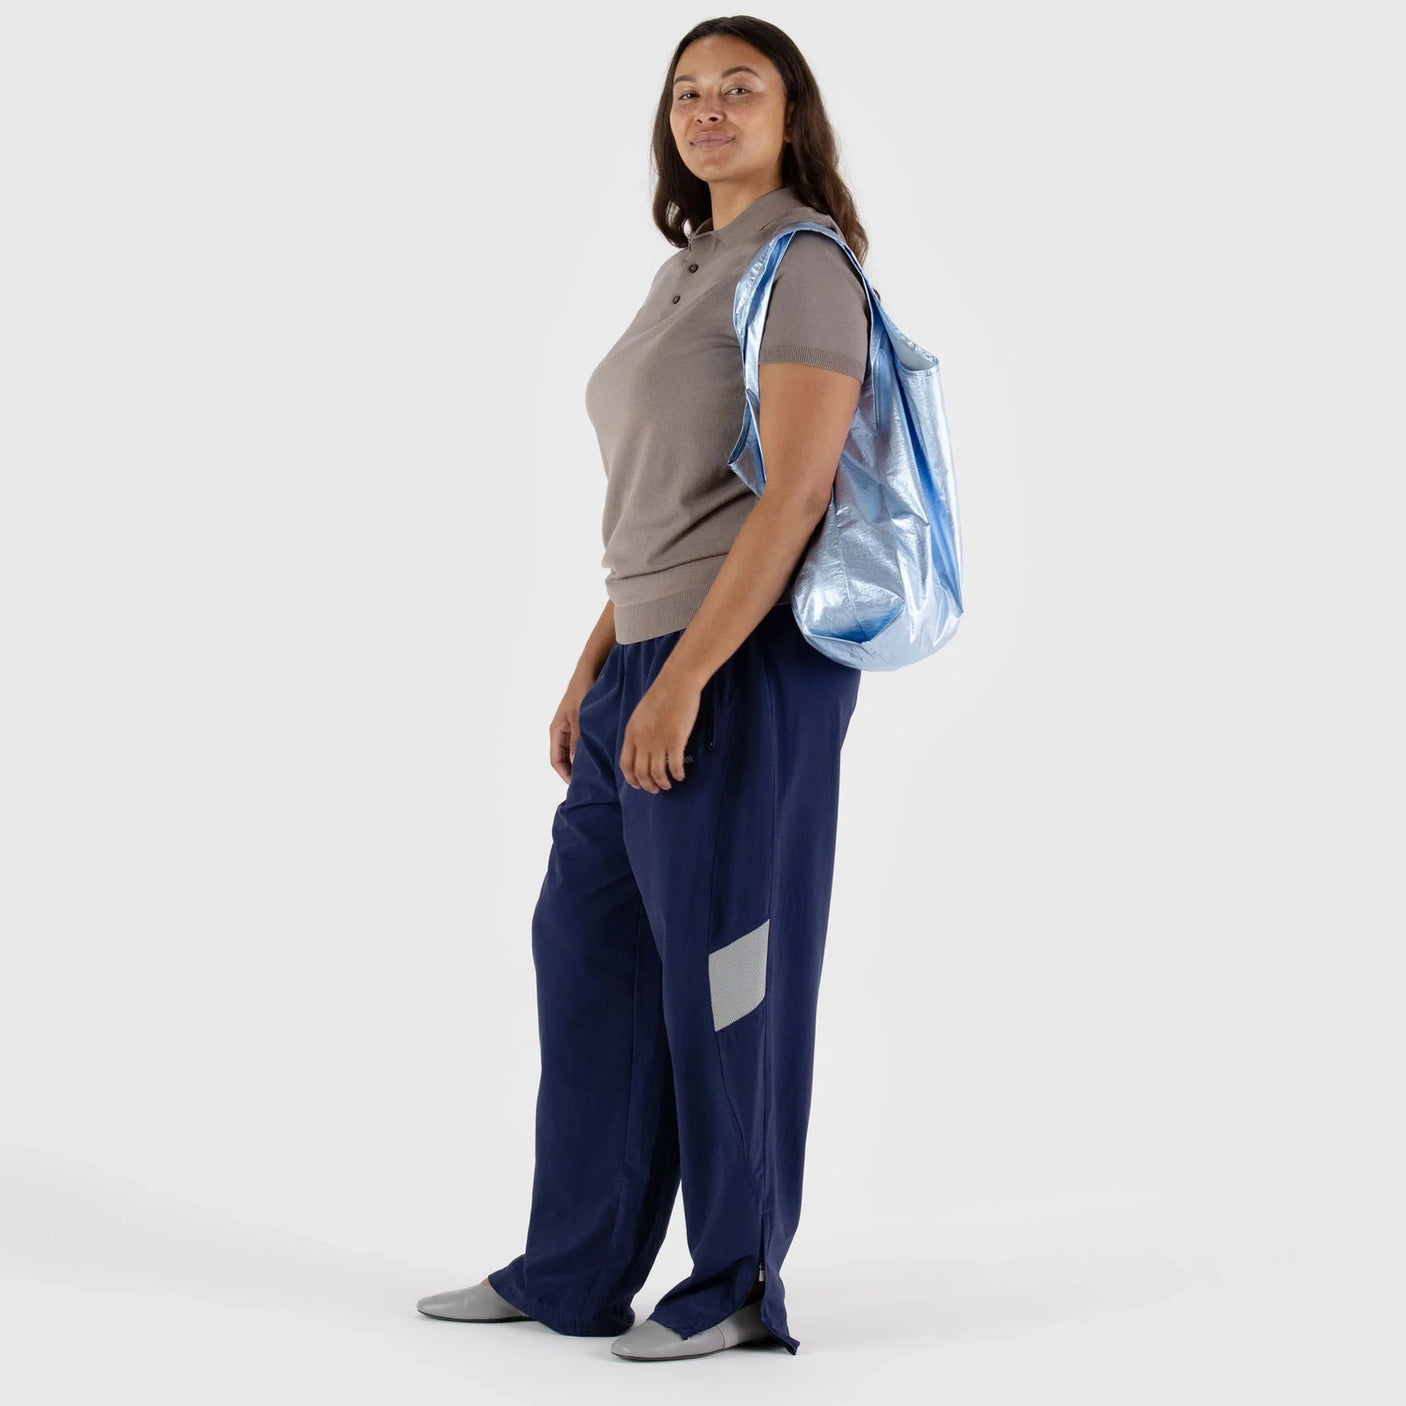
[610,568,724,643]
[758,343,868,380]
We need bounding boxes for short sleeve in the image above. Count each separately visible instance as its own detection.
[758,231,871,380]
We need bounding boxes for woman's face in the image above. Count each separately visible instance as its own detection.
[669,35,792,186]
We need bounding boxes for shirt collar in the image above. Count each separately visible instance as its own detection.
[687,184,806,250]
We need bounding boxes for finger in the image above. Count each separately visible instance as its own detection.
[636,743,659,792]
[666,738,686,781]
[648,748,672,791]
[550,729,570,782]
[637,742,662,793]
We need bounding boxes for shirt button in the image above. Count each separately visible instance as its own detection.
[688,263,699,272]
[671,294,681,303]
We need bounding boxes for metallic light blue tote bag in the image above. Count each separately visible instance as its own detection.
[727,220,965,670]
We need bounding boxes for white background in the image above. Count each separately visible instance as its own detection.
[3,2,1402,1401]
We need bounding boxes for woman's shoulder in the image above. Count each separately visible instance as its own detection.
[758,211,871,376]
[768,218,863,294]
[777,201,842,234]
[759,206,858,282]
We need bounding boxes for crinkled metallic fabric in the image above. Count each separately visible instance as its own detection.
[727,220,965,670]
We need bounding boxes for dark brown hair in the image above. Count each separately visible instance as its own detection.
[650,16,870,265]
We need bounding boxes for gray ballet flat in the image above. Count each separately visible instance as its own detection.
[610,1298,773,1360]
[416,1281,533,1322]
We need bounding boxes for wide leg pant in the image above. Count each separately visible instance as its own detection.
[487,598,862,1354]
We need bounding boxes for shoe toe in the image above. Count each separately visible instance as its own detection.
[416,1283,530,1321]
[611,1318,724,1359]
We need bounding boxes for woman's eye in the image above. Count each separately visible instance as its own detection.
[676,86,750,102]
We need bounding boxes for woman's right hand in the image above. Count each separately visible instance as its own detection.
[549,665,599,783]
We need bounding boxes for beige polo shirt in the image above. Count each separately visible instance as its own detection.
[584,184,871,644]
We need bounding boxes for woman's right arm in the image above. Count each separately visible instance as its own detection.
[574,596,616,685]
[549,596,616,782]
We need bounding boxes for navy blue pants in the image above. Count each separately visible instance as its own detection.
[488,599,861,1354]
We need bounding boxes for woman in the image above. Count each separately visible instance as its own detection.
[418,16,872,1360]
